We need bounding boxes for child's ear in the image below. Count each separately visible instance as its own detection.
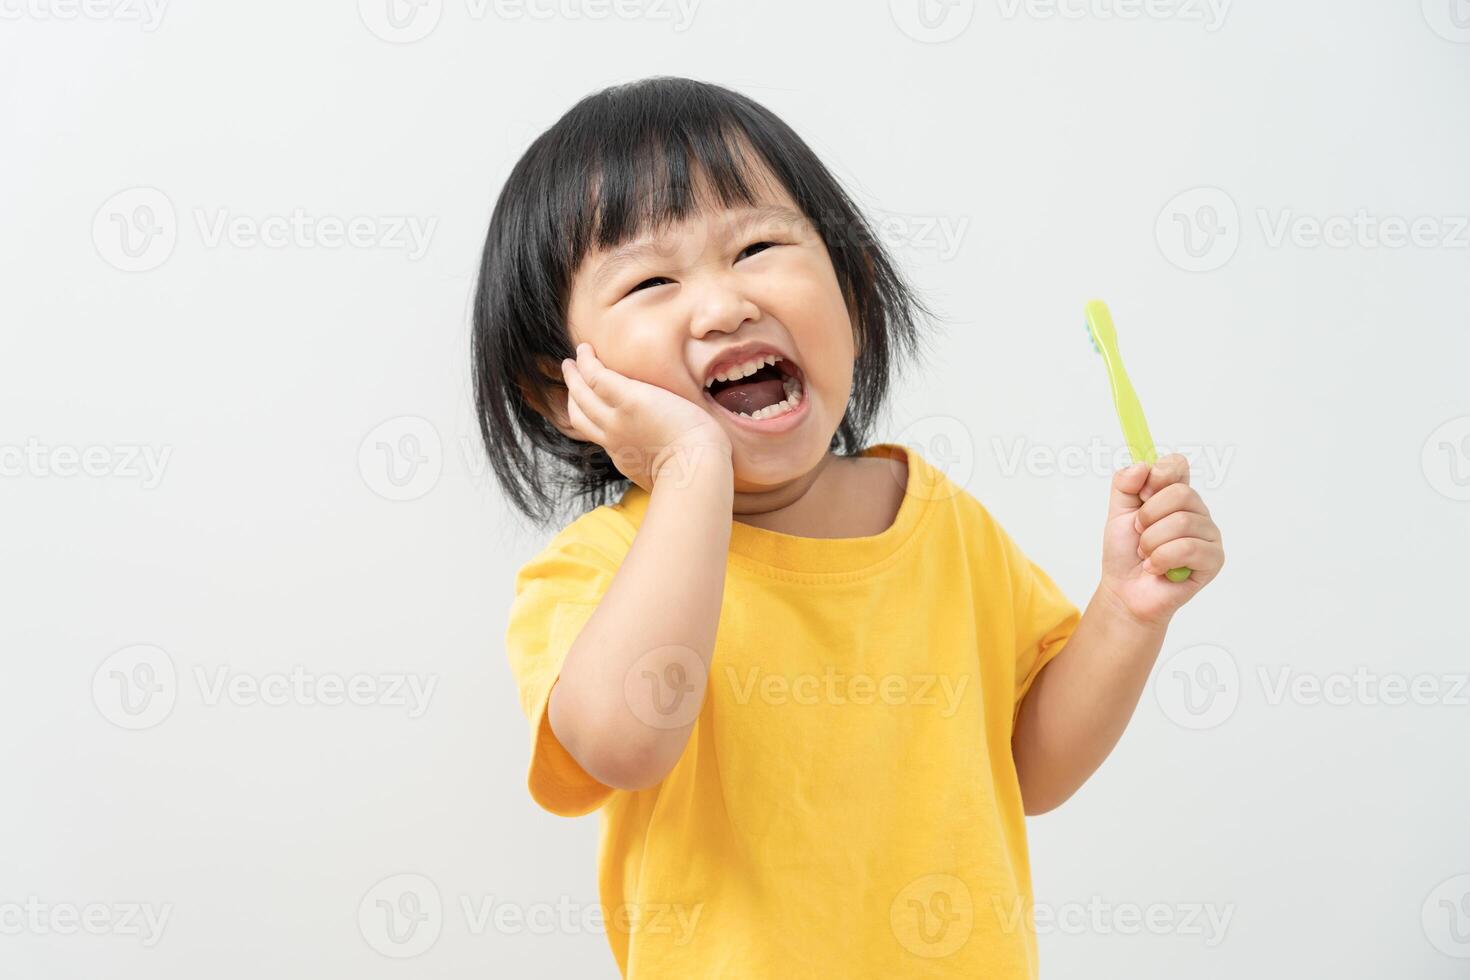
[517,355,579,440]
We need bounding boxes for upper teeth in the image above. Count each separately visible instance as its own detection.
[705,353,781,387]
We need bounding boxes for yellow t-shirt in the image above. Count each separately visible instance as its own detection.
[505,442,1080,977]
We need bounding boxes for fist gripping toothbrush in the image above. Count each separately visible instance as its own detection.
[1083,299,1193,583]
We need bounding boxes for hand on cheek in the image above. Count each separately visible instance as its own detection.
[559,342,731,490]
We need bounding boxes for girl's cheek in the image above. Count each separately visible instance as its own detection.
[607,328,688,392]
[773,269,853,363]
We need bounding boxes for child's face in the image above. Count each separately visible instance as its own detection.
[563,172,856,492]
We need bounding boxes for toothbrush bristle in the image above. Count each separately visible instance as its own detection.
[1085,321,1100,353]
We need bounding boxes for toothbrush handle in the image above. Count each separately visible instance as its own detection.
[1105,361,1193,581]
[1090,300,1192,582]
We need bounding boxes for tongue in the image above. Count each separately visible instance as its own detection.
[713,377,786,415]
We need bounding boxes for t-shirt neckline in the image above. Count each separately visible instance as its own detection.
[613,442,933,578]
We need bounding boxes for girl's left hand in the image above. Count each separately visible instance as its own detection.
[1099,454,1225,629]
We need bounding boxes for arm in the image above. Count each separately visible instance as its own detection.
[1011,454,1225,815]
[1011,589,1166,814]
[547,448,733,791]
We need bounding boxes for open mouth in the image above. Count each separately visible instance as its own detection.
[703,354,805,422]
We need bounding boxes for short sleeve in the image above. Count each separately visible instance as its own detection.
[505,534,622,817]
[997,525,1082,730]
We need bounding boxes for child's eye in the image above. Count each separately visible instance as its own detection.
[621,242,780,298]
[738,241,779,260]
[626,276,673,296]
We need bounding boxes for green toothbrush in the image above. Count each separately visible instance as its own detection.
[1083,299,1192,583]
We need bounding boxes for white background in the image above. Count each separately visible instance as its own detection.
[3,0,1468,976]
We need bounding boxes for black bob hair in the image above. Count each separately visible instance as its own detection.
[471,75,939,528]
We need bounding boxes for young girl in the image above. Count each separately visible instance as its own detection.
[474,76,1224,978]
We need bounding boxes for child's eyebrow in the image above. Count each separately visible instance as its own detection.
[589,204,806,293]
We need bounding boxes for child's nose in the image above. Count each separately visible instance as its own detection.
[686,277,762,341]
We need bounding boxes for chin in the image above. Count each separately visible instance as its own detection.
[728,434,831,493]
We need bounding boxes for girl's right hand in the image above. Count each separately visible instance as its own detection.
[560,342,732,492]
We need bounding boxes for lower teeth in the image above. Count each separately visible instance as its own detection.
[738,376,803,420]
